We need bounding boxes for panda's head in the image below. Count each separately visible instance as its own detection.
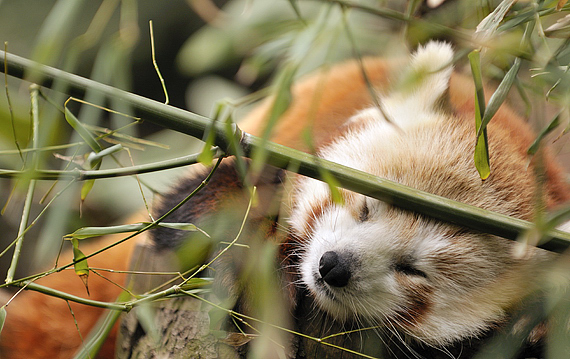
[288,42,549,345]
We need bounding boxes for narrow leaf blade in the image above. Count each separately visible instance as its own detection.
[80,179,96,203]
[477,57,522,138]
[251,63,297,173]
[198,102,224,165]
[72,291,130,359]
[156,222,210,238]
[320,167,344,205]
[0,307,6,334]
[64,223,149,240]
[469,50,491,180]
[528,113,561,155]
[71,238,90,295]
[64,107,102,153]
[156,222,198,231]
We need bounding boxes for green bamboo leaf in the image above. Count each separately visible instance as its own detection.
[0,307,6,334]
[64,222,205,241]
[29,0,85,72]
[71,238,90,295]
[83,124,170,149]
[156,222,210,239]
[198,102,225,165]
[468,50,491,180]
[80,180,96,203]
[320,168,344,205]
[64,223,149,240]
[72,291,130,359]
[251,62,297,172]
[264,63,296,126]
[527,112,562,155]
[301,128,344,204]
[473,108,490,181]
[156,222,199,232]
[476,57,522,139]
[64,107,102,153]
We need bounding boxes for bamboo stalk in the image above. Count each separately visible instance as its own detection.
[1,50,569,253]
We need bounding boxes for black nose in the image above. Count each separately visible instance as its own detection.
[318,251,351,287]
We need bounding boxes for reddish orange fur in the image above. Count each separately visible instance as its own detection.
[0,227,139,358]
[1,56,567,358]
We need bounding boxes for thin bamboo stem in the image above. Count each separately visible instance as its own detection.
[0,148,221,180]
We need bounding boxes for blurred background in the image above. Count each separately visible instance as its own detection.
[0,0,568,285]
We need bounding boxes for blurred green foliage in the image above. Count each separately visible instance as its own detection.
[0,0,569,357]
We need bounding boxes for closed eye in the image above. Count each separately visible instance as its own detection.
[359,201,369,222]
[394,258,427,278]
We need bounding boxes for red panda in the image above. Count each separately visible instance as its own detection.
[1,41,568,358]
[287,42,569,352]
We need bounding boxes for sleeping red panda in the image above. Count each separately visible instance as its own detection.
[126,41,570,358]
[287,41,570,351]
[1,41,569,358]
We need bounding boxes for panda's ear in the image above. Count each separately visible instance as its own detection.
[395,41,454,112]
[342,41,455,131]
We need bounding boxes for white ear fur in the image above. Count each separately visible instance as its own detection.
[345,41,454,130]
[396,41,454,111]
[370,41,454,129]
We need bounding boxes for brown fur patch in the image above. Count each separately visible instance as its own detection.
[302,197,334,238]
[393,274,433,328]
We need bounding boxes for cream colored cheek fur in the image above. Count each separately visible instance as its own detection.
[288,41,558,346]
[298,201,514,345]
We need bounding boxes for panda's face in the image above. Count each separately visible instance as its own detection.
[292,184,524,345]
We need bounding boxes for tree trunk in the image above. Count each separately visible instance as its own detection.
[116,239,240,359]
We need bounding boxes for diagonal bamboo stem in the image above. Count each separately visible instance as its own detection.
[1,50,569,253]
